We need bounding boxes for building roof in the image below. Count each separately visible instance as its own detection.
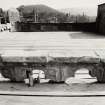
[98,3,105,6]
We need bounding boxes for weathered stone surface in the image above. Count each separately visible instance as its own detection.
[0,49,103,82]
[1,66,26,81]
[1,49,100,63]
[0,34,105,82]
[0,63,98,82]
[2,56,47,63]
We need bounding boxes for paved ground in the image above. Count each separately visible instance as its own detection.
[0,32,105,58]
[69,32,105,39]
[1,31,105,39]
[1,95,105,105]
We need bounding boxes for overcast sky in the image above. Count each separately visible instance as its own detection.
[0,0,104,10]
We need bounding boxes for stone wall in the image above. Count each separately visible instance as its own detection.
[16,22,96,32]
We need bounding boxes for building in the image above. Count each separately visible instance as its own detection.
[47,16,58,23]
[8,8,20,31]
[8,8,20,23]
[97,3,105,34]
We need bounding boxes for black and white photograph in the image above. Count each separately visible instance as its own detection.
[0,0,105,104]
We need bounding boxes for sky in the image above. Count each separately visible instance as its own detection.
[0,0,104,10]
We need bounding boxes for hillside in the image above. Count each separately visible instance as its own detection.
[17,4,97,23]
[17,4,61,14]
[17,4,67,23]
